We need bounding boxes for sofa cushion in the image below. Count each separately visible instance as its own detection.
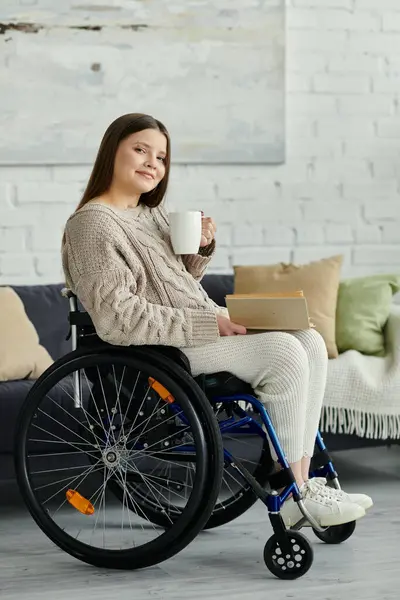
[0,287,53,381]
[12,284,71,360]
[234,255,343,358]
[201,274,234,307]
[0,379,34,452]
[0,377,83,454]
[336,274,400,356]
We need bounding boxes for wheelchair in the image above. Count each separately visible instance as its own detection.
[14,289,357,581]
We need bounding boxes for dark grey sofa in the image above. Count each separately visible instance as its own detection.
[0,276,393,480]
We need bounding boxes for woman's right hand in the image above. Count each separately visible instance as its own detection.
[217,314,247,336]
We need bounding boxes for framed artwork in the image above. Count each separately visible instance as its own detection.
[0,0,285,164]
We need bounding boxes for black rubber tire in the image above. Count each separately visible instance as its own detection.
[14,347,223,570]
[264,531,314,580]
[313,520,356,544]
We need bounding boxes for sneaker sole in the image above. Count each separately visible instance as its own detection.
[282,504,366,528]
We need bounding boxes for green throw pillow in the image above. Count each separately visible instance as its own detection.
[336,274,400,356]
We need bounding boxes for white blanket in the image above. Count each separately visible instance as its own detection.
[321,305,400,440]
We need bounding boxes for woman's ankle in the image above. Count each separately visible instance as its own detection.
[301,455,312,483]
[288,459,306,490]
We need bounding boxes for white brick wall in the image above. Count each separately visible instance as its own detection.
[1,0,400,284]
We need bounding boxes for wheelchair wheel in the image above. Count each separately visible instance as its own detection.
[118,397,274,530]
[313,520,356,544]
[14,348,223,570]
[264,531,313,580]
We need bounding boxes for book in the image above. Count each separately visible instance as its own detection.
[225,292,312,331]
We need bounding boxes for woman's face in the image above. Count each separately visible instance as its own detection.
[113,128,167,195]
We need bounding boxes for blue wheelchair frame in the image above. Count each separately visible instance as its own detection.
[216,394,338,511]
[169,392,338,516]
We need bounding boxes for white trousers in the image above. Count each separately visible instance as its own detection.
[182,329,328,463]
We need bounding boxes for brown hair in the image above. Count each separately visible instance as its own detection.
[75,113,171,212]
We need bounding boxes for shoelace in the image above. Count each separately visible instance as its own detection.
[303,480,336,506]
[312,477,348,500]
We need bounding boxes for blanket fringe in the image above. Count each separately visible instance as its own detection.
[320,406,400,440]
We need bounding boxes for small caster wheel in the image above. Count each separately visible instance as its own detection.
[263,531,313,580]
[313,520,356,544]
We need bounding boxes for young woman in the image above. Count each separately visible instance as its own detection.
[62,113,372,528]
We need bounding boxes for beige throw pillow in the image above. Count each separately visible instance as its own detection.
[234,255,343,358]
[0,287,53,381]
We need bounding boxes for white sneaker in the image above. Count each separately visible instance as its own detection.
[311,477,373,511]
[280,480,366,528]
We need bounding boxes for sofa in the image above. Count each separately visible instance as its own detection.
[1,276,399,480]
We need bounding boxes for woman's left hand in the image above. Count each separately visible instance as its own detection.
[200,215,217,247]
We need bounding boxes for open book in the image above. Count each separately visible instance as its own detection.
[225,291,312,331]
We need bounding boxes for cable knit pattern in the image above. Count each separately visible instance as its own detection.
[182,328,328,463]
[62,203,220,348]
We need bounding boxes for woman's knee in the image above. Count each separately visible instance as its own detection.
[293,329,328,364]
[258,332,309,388]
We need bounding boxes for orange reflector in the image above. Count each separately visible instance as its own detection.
[66,489,95,516]
[148,377,175,403]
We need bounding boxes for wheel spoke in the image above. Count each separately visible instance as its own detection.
[31,423,100,462]
[134,451,197,472]
[46,380,104,447]
[123,396,164,443]
[128,425,191,460]
[96,365,118,447]
[36,408,100,455]
[113,468,166,533]
[43,460,103,509]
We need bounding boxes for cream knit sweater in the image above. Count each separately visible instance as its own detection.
[63,202,331,464]
[62,203,223,348]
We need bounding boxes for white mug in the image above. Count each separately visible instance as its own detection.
[169,211,202,254]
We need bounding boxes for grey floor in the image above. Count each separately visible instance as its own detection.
[1,447,399,600]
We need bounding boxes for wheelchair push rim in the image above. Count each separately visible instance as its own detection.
[14,351,222,570]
